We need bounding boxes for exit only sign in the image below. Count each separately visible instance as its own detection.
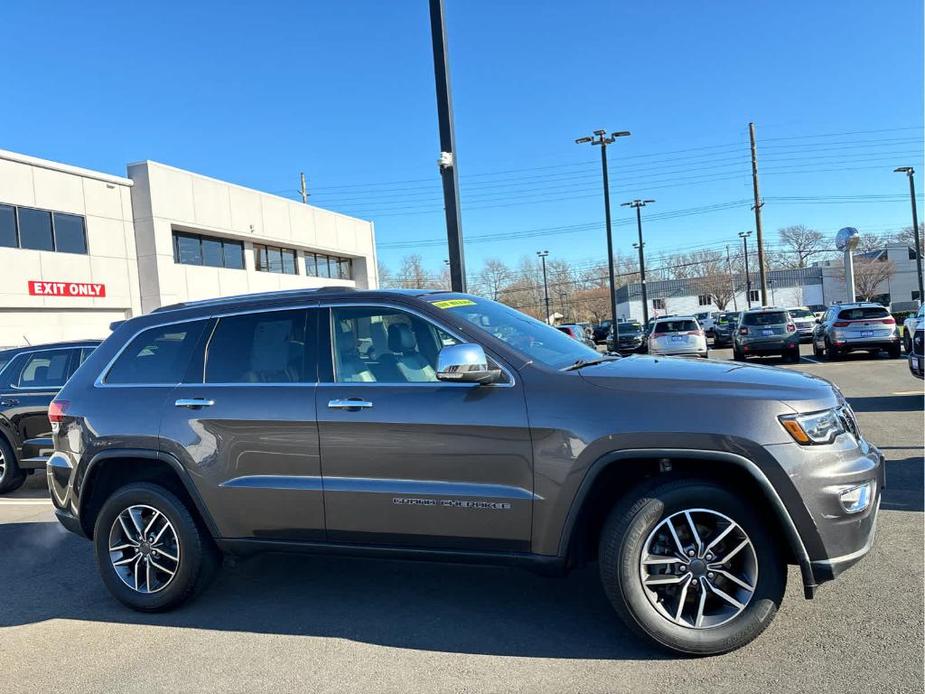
[28,280,106,298]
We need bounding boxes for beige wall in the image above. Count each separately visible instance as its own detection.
[0,149,138,346]
[128,161,378,313]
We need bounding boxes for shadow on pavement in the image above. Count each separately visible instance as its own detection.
[848,395,924,413]
[0,520,666,661]
[881,456,925,512]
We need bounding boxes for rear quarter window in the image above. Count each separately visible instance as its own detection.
[105,321,208,385]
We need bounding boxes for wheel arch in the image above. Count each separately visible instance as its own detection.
[77,449,219,540]
[559,448,818,598]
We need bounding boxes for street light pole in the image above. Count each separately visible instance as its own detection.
[895,167,924,303]
[739,231,753,309]
[576,130,631,329]
[622,199,655,323]
[537,250,551,324]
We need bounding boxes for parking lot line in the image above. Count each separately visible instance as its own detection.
[0,499,52,505]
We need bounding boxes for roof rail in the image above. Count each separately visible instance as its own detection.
[152,286,356,314]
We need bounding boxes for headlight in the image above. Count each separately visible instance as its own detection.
[779,408,845,445]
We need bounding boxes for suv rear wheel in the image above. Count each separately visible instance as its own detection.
[94,482,219,611]
[0,437,27,494]
[598,478,786,656]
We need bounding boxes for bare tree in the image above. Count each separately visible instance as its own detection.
[777,225,827,268]
[850,257,896,301]
[377,260,394,288]
[397,254,429,289]
[475,258,511,300]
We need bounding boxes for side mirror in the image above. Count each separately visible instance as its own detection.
[437,343,501,384]
[815,318,821,324]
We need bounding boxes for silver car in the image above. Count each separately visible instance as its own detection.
[786,307,816,342]
[812,302,901,359]
[647,316,708,358]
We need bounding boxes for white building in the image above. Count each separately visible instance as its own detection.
[0,149,377,347]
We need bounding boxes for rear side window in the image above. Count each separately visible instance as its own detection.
[654,320,698,333]
[106,321,208,385]
[742,311,788,326]
[205,309,315,383]
[17,349,73,388]
[838,307,889,320]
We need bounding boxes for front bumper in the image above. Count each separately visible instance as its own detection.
[909,353,924,379]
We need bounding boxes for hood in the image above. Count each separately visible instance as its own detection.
[579,355,838,412]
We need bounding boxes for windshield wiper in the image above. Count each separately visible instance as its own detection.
[561,357,615,371]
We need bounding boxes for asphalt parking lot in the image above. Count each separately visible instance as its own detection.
[2,344,922,694]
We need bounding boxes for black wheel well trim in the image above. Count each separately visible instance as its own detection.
[79,448,220,539]
[558,447,818,598]
[0,417,19,456]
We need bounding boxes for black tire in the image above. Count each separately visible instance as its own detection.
[824,338,840,361]
[93,482,220,612]
[598,479,786,656]
[888,343,902,359]
[0,436,26,494]
[904,333,913,354]
[812,339,822,358]
[733,346,745,362]
[783,348,800,364]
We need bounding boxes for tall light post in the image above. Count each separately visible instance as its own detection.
[537,250,551,324]
[575,129,631,329]
[894,167,924,303]
[622,199,655,323]
[739,231,753,309]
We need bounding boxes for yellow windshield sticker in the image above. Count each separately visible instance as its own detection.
[431,299,477,309]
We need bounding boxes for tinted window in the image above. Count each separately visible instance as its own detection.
[331,306,460,383]
[788,309,813,319]
[0,204,16,248]
[17,349,73,388]
[838,307,889,320]
[283,249,297,275]
[106,321,208,384]
[205,310,313,383]
[743,311,788,326]
[174,233,202,265]
[18,208,54,251]
[202,237,224,267]
[53,212,87,254]
[654,320,698,334]
[223,241,244,269]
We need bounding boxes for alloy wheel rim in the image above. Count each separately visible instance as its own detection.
[639,508,758,629]
[0,449,5,481]
[108,504,181,594]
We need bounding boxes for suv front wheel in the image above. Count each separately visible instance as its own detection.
[94,482,219,611]
[598,479,786,656]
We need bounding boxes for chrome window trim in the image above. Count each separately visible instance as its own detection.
[323,301,516,388]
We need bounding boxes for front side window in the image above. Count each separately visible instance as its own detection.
[331,306,459,383]
[17,349,73,388]
[205,309,314,383]
[105,321,208,385]
[18,208,54,251]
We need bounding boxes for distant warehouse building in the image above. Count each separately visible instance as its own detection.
[0,149,378,346]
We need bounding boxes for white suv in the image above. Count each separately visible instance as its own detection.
[647,316,709,358]
[903,305,924,354]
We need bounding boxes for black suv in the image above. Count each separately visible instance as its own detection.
[49,288,882,655]
[0,340,100,493]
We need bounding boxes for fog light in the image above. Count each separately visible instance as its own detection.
[839,482,872,514]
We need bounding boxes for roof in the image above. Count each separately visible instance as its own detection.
[0,339,102,354]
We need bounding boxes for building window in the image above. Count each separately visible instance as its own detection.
[306,252,352,280]
[911,248,919,261]
[697,294,712,306]
[652,298,665,310]
[748,290,760,303]
[172,230,244,269]
[255,244,298,275]
[913,291,921,302]
[0,202,89,254]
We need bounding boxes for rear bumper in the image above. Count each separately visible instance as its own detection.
[833,336,899,351]
[739,339,798,354]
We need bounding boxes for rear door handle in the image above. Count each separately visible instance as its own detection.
[175,398,215,409]
[328,398,373,410]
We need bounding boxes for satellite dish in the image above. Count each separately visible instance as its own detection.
[835,227,860,252]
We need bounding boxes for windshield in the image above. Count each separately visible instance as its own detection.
[654,319,698,333]
[788,309,813,319]
[432,296,599,369]
[743,311,788,326]
[615,322,643,335]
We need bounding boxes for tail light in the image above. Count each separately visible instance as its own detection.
[786,323,796,333]
[739,327,749,335]
[882,317,895,325]
[832,321,850,327]
[48,399,69,423]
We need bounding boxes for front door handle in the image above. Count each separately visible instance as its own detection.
[175,398,215,409]
[328,398,373,410]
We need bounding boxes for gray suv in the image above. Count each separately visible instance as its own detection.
[48,288,882,656]
[812,302,901,360]
[733,308,801,362]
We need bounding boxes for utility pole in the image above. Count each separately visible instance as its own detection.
[622,199,655,324]
[299,172,309,204]
[726,245,738,311]
[575,129,631,330]
[739,231,753,309]
[749,122,768,305]
[428,0,466,292]
[895,167,924,303]
[537,250,551,324]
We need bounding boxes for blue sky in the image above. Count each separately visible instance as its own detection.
[1,0,922,275]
